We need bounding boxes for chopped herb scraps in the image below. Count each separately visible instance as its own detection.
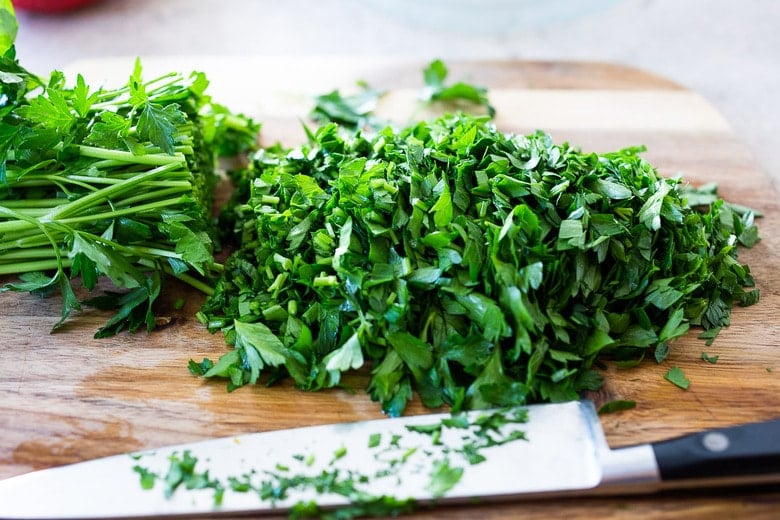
[310,82,385,131]
[598,400,637,414]
[133,450,225,503]
[309,59,495,132]
[664,366,691,390]
[422,59,495,117]
[701,352,719,364]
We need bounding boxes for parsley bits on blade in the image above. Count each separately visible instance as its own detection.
[194,113,759,416]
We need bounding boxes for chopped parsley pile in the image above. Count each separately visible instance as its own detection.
[193,113,759,416]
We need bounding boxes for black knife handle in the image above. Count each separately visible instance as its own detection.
[652,418,780,482]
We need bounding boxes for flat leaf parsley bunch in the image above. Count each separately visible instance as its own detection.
[0,45,258,336]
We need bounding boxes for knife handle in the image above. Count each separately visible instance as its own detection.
[651,418,780,484]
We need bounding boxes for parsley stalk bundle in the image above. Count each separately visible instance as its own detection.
[194,115,759,416]
[0,49,258,336]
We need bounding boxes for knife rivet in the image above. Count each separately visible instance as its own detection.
[702,432,730,452]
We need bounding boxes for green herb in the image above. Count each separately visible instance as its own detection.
[700,352,719,364]
[404,407,527,468]
[133,450,224,503]
[654,343,670,363]
[0,1,17,55]
[426,458,463,498]
[664,366,690,390]
[310,81,385,130]
[697,327,721,346]
[290,496,417,520]
[309,59,495,131]
[132,465,157,490]
[422,59,495,117]
[331,446,348,463]
[0,20,258,336]
[598,399,637,414]
[196,113,758,415]
[368,433,382,449]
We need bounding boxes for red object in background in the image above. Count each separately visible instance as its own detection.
[12,0,101,12]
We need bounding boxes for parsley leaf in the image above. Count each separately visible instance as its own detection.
[0,1,17,55]
[664,366,691,390]
[137,101,186,155]
[310,83,384,130]
[16,88,76,133]
[422,59,495,117]
[426,458,463,498]
[598,399,637,414]
[71,74,99,117]
[701,352,719,364]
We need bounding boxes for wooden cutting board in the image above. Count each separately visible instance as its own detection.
[1,58,779,519]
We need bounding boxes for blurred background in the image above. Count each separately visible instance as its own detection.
[11,0,780,182]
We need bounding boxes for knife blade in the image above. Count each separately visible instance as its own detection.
[0,399,778,519]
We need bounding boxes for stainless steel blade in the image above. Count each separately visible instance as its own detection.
[0,400,605,519]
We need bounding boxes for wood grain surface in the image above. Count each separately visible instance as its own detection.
[1,58,779,518]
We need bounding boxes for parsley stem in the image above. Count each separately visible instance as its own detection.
[137,258,218,296]
[77,145,186,166]
[0,228,62,248]
[0,258,69,275]
[0,246,58,259]
[129,246,183,259]
[55,197,189,225]
[0,207,50,218]
[0,188,186,233]
[0,232,54,250]
[145,144,194,156]
[89,72,181,108]
[114,186,193,208]
[167,269,216,296]
[0,199,66,208]
[60,175,192,189]
[48,162,184,220]
[5,174,99,192]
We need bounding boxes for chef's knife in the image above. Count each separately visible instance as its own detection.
[0,400,778,519]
